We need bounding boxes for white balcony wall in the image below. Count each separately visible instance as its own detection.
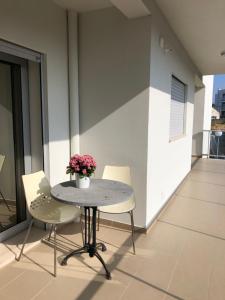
[202,76,214,156]
[203,76,214,130]
[0,0,203,229]
[192,76,213,157]
[144,0,201,224]
[0,0,70,185]
[79,7,151,227]
[192,87,205,156]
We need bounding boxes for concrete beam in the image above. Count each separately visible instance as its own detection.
[110,0,150,19]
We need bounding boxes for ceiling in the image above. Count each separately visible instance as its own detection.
[53,0,112,12]
[53,0,225,75]
[53,0,150,17]
[155,0,225,75]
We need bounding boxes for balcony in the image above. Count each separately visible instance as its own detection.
[203,130,225,159]
[0,158,224,299]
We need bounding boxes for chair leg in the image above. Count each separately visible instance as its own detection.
[53,224,57,277]
[97,210,100,231]
[129,211,136,255]
[0,189,11,211]
[48,224,53,241]
[17,218,34,261]
[80,215,84,245]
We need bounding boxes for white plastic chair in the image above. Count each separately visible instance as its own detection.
[98,166,136,254]
[0,155,11,211]
[17,171,82,276]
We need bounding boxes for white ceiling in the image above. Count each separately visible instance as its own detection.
[110,0,150,18]
[53,0,112,12]
[53,0,225,75]
[53,0,150,18]
[155,0,225,75]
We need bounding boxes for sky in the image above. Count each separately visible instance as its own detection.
[213,74,225,103]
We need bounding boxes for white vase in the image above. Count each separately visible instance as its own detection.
[75,174,90,189]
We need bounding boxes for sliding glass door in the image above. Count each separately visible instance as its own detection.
[0,59,26,232]
[0,43,46,242]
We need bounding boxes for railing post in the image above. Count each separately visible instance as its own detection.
[204,129,225,159]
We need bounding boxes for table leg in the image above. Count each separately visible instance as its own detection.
[96,243,107,252]
[61,246,87,265]
[60,206,111,279]
[94,251,111,280]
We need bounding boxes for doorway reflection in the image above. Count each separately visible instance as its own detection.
[0,62,17,231]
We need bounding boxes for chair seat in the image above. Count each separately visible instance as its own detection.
[99,197,135,214]
[30,196,80,224]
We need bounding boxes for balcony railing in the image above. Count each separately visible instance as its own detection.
[203,130,225,159]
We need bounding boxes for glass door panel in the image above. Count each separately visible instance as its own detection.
[0,61,26,232]
[0,47,44,242]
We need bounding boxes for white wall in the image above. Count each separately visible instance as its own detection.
[144,0,200,224]
[192,86,205,156]
[202,75,214,156]
[78,3,202,228]
[203,76,214,130]
[192,76,214,157]
[0,0,70,185]
[79,8,151,227]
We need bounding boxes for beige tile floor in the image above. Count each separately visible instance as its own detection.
[0,158,225,300]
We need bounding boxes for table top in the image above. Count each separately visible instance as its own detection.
[51,179,133,207]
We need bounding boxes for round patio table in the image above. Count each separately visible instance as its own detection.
[51,179,134,279]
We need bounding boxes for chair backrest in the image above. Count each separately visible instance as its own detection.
[101,166,135,212]
[0,155,5,173]
[102,166,132,186]
[22,171,51,212]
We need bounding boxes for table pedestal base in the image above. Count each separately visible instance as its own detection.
[60,207,111,280]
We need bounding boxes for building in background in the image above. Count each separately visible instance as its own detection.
[211,105,220,120]
[215,89,225,118]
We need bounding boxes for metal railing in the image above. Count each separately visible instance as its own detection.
[203,130,225,159]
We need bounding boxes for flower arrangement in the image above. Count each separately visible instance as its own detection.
[66,154,96,178]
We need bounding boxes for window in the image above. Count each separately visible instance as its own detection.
[169,75,186,140]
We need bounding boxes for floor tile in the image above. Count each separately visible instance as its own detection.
[121,278,165,300]
[192,159,225,173]
[208,249,225,300]
[160,195,225,239]
[1,158,225,300]
[90,280,128,300]
[188,169,225,186]
[177,179,225,205]
[33,277,89,300]
[0,227,45,269]
[164,297,181,300]
[0,292,15,300]
[136,222,188,257]
[168,231,224,300]
[0,270,52,300]
[0,264,24,289]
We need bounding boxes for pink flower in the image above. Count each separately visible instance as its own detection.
[66,154,96,177]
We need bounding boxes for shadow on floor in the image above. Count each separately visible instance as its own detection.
[76,229,183,300]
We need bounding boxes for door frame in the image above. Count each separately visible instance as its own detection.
[0,40,49,241]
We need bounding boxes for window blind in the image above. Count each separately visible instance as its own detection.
[169,76,186,139]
